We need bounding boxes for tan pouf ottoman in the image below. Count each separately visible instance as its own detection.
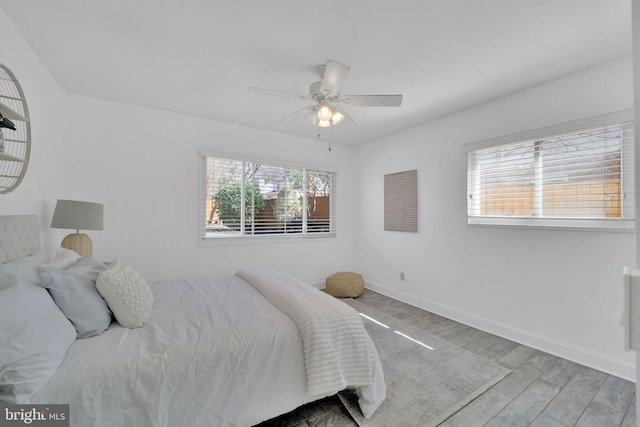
[325,271,364,298]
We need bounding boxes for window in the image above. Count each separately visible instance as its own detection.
[200,153,335,239]
[466,111,634,230]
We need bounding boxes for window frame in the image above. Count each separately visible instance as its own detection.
[464,110,635,232]
[198,151,337,244]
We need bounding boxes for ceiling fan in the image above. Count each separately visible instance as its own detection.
[249,60,402,128]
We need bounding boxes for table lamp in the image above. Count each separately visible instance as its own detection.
[51,199,104,257]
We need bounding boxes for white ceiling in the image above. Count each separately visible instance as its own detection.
[0,0,632,146]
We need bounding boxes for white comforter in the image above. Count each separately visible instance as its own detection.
[33,273,385,426]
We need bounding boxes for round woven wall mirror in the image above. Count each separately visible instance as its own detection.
[0,64,30,194]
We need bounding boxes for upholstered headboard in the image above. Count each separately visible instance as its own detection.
[0,215,41,263]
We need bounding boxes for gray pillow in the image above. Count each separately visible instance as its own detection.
[40,257,111,338]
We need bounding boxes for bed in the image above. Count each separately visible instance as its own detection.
[0,215,385,426]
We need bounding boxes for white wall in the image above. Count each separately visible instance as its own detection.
[60,94,356,283]
[632,1,640,418]
[0,7,357,285]
[355,57,636,380]
[0,7,69,251]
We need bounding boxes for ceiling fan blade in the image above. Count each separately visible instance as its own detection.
[249,87,312,101]
[335,94,403,107]
[277,105,316,124]
[319,60,351,98]
[340,109,358,127]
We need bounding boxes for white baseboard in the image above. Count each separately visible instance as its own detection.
[364,279,636,382]
[309,281,325,290]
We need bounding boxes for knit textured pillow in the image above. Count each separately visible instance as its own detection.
[96,260,153,328]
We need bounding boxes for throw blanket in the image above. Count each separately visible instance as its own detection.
[236,270,374,396]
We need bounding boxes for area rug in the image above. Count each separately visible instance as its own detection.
[340,299,511,427]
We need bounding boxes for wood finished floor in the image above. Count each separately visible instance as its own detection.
[257,289,636,427]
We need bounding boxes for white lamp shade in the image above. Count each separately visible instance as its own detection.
[51,200,104,231]
[307,109,318,125]
[331,108,345,125]
[317,103,332,121]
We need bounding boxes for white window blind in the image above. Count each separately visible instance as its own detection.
[201,154,335,239]
[466,111,634,230]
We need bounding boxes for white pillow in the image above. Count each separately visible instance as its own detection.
[0,284,76,403]
[38,247,81,271]
[96,260,153,328]
[0,251,48,288]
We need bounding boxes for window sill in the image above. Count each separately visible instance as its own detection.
[467,216,634,233]
[198,232,336,247]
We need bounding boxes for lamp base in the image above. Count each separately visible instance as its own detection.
[61,233,93,257]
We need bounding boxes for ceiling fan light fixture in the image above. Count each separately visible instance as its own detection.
[249,60,402,129]
[317,103,332,121]
[330,108,345,125]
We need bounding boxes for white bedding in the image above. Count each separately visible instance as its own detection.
[237,269,384,418]
[32,273,384,426]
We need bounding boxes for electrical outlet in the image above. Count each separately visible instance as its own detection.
[400,272,405,281]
